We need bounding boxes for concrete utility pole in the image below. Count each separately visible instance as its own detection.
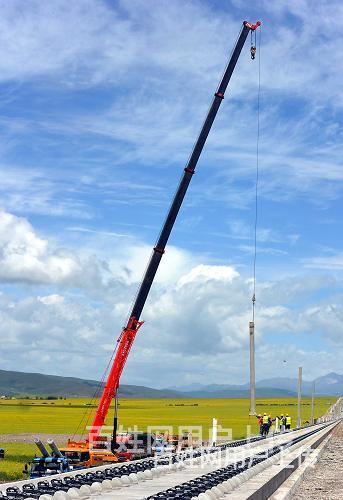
[311,381,316,424]
[297,366,302,428]
[249,321,256,415]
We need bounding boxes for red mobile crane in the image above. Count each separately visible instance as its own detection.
[64,19,261,464]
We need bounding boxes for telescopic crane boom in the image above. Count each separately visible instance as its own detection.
[90,20,261,445]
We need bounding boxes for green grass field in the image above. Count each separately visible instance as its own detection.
[0,444,34,482]
[0,396,335,481]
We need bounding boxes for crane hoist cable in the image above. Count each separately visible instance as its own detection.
[72,343,120,440]
[252,23,262,323]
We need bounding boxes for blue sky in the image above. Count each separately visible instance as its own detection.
[0,0,342,388]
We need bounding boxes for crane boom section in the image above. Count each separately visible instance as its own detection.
[90,20,260,439]
[130,21,256,322]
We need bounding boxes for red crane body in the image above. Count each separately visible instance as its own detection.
[89,20,261,445]
[90,318,143,437]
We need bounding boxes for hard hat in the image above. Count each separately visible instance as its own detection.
[264,412,267,415]
[286,413,289,416]
[258,414,261,417]
[280,414,284,416]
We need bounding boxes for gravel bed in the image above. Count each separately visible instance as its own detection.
[292,422,343,499]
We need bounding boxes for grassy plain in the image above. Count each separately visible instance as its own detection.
[0,396,335,481]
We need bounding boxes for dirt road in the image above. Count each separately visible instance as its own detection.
[0,434,77,445]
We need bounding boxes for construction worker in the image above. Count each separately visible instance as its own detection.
[262,413,269,436]
[285,414,292,431]
[256,414,263,435]
[267,415,273,435]
[278,414,285,433]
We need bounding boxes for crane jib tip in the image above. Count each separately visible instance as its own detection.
[244,21,261,31]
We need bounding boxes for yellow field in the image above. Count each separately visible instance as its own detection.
[0,396,335,482]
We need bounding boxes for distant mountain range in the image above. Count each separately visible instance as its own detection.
[0,369,342,398]
[169,372,343,397]
[0,369,180,398]
[172,387,297,398]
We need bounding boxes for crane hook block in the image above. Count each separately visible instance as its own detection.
[250,46,256,60]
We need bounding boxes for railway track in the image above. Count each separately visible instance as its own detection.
[0,421,339,500]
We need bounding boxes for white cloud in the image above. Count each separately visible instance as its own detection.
[66,227,132,238]
[0,165,92,219]
[108,244,198,286]
[303,253,343,270]
[0,0,233,87]
[0,0,341,387]
[0,211,82,285]
[0,252,343,387]
[0,211,129,291]
[0,211,342,385]
[0,0,340,105]
[1,273,343,386]
[38,294,64,305]
[0,210,200,291]
[226,220,298,245]
[178,264,239,286]
[0,0,341,222]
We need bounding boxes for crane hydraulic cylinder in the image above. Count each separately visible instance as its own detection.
[34,438,49,458]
